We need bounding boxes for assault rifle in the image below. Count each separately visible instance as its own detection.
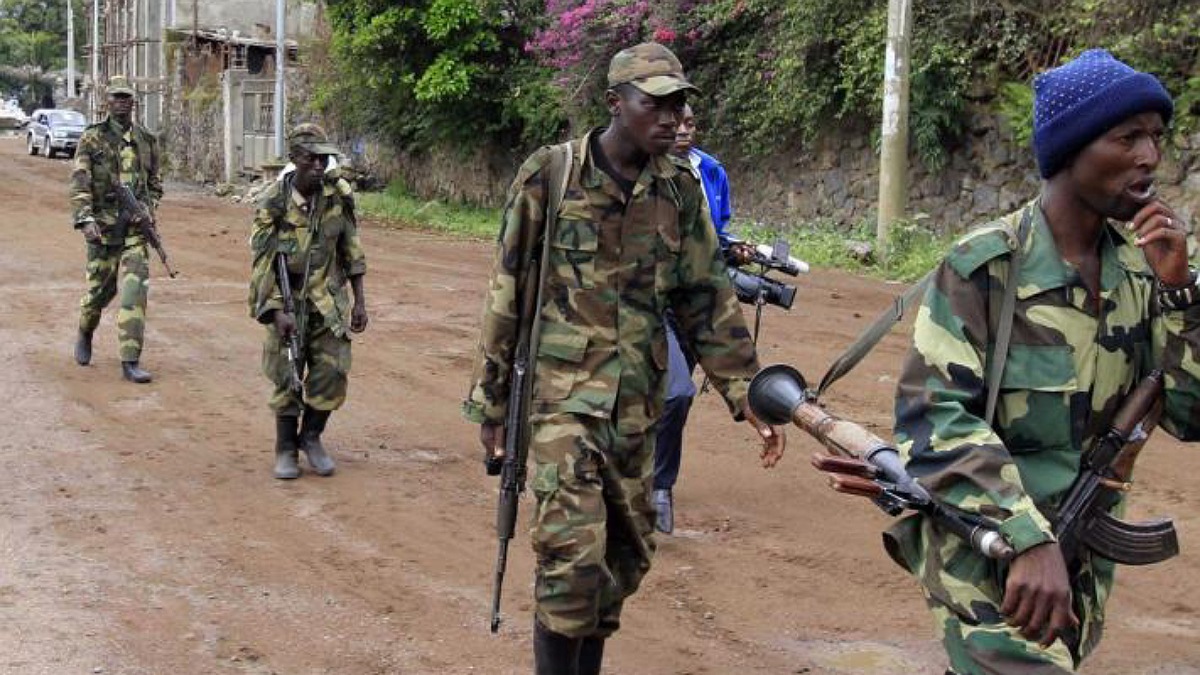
[484,141,569,633]
[1054,369,1178,569]
[748,364,1015,560]
[116,184,177,278]
[274,252,304,395]
[485,254,540,633]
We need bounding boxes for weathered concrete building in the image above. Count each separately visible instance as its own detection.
[87,0,319,180]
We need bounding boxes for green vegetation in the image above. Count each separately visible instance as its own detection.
[358,186,952,281]
[310,0,1198,167]
[736,215,953,282]
[356,182,502,239]
[0,0,88,109]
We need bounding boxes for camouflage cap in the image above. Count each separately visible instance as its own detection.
[107,75,135,97]
[607,42,699,97]
[288,122,340,156]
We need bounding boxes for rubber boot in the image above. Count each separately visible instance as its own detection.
[299,406,336,476]
[121,360,152,383]
[534,620,580,675]
[274,415,301,480]
[578,636,605,675]
[74,329,93,366]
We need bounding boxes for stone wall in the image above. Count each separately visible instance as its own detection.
[722,112,1199,234]
[163,86,1200,232]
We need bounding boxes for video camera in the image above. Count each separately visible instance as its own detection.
[727,239,808,310]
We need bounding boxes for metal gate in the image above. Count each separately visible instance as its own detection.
[241,85,275,173]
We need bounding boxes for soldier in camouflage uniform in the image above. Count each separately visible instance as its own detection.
[249,123,368,479]
[71,75,162,383]
[891,50,1200,674]
[463,43,785,674]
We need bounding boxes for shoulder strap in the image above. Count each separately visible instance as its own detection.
[816,271,933,397]
[526,141,574,368]
[815,205,1035,407]
[983,204,1035,427]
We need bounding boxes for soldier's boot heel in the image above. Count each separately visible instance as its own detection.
[274,415,301,480]
[75,329,93,366]
[300,406,336,476]
[121,360,152,383]
[534,620,581,675]
[578,636,605,675]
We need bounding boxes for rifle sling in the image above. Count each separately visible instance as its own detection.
[521,141,574,421]
[983,205,1033,427]
[816,204,1035,430]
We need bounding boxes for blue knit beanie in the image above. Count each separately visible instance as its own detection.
[1032,49,1173,178]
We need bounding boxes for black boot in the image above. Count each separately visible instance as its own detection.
[578,636,605,675]
[274,415,301,479]
[534,620,580,675]
[74,329,93,366]
[299,406,336,476]
[121,360,152,383]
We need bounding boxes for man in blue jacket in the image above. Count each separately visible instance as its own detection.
[653,104,750,533]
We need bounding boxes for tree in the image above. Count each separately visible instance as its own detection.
[314,0,562,152]
[0,0,88,108]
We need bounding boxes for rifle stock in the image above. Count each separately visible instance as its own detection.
[117,184,176,277]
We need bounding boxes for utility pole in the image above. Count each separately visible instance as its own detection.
[66,0,76,98]
[876,0,913,264]
[274,0,286,159]
[91,0,100,119]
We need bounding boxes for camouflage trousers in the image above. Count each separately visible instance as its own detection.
[261,305,352,416]
[897,516,1082,674]
[528,413,658,639]
[79,236,149,363]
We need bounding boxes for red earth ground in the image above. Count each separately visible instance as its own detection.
[0,135,1197,675]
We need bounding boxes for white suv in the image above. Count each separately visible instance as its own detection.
[27,108,87,158]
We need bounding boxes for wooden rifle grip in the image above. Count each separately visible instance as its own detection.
[811,452,878,479]
[827,474,884,498]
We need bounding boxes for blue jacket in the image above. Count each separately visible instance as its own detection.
[689,148,733,247]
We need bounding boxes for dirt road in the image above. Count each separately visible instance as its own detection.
[0,135,1197,675]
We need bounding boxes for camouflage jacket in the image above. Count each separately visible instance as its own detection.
[248,174,366,337]
[70,117,162,244]
[892,201,1200,648]
[463,130,758,434]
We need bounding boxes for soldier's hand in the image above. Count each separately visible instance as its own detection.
[350,302,369,333]
[1129,200,1191,287]
[273,310,297,338]
[744,406,785,468]
[80,221,102,243]
[1000,541,1078,648]
[480,422,506,475]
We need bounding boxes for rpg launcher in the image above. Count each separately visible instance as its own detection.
[748,364,1015,561]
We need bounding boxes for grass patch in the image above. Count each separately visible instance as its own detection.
[356,182,501,239]
[735,215,954,282]
[357,182,954,282]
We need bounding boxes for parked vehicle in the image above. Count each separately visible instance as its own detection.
[0,99,27,130]
[26,109,87,158]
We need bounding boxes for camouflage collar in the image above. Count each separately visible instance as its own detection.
[1017,201,1139,299]
[103,116,136,137]
[578,128,679,196]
